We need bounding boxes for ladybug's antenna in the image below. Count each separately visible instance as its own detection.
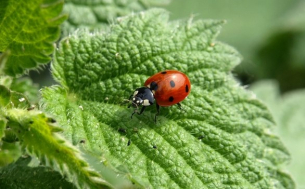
[122,94,136,108]
[128,101,138,109]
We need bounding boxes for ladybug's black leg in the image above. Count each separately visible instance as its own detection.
[138,106,146,115]
[131,106,146,119]
[177,102,186,113]
[155,103,160,123]
[131,107,138,118]
[131,110,136,119]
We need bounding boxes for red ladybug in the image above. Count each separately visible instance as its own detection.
[129,70,191,122]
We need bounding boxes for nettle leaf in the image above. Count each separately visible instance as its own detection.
[0,116,21,167]
[251,80,305,188]
[41,9,294,188]
[0,117,6,140]
[0,76,39,103]
[0,141,22,167]
[10,77,40,103]
[0,85,10,107]
[62,0,170,36]
[0,85,30,108]
[4,109,113,188]
[0,156,76,188]
[0,76,12,87]
[0,0,67,76]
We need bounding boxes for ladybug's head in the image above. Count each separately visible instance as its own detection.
[130,96,143,108]
[129,87,154,108]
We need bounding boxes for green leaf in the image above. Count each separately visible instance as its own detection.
[0,0,67,76]
[251,80,305,188]
[0,107,21,167]
[62,0,170,36]
[0,84,30,108]
[0,76,12,87]
[0,141,22,167]
[0,156,77,188]
[4,109,113,188]
[10,77,39,103]
[42,9,294,188]
[79,147,138,188]
[0,76,39,103]
[1,126,18,144]
[0,85,10,107]
[0,117,6,140]
[10,91,31,109]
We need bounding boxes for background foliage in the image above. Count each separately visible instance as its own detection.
[168,0,305,92]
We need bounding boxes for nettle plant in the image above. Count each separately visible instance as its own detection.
[0,0,295,188]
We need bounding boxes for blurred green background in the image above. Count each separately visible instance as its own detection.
[167,0,305,92]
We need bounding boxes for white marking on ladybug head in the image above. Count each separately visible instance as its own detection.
[133,90,138,96]
[143,99,150,106]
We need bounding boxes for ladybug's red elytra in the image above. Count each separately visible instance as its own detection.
[128,70,191,122]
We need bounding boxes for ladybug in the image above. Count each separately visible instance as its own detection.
[128,70,191,122]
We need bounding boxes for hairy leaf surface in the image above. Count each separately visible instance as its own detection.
[41,9,294,188]
[0,156,76,188]
[62,0,170,36]
[3,109,114,188]
[0,0,66,76]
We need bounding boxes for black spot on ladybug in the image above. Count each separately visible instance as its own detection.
[169,96,174,102]
[170,80,175,88]
[161,71,167,74]
[150,81,158,90]
[185,85,189,93]
[127,139,131,146]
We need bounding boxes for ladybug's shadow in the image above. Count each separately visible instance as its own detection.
[114,104,177,130]
[116,105,158,127]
